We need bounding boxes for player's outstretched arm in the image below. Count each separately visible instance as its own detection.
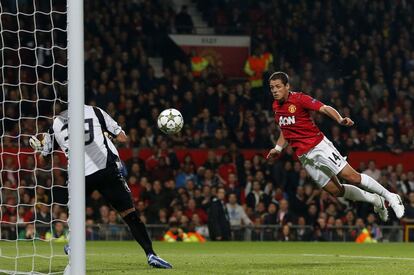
[266,128,288,159]
[319,105,354,127]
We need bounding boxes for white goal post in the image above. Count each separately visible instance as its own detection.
[67,0,85,274]
[0,0,85,274]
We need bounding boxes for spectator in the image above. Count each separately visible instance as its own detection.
[185,199,208,224]
[306,204,319,226]
[150,157,174,182]
[191,214,209,239]
[314,218,330,241]
[402,192,414,227]
[227,193,252,240]
[45,222,68,242]
[164,218,205,242]
[363,160,382,181]
[196,109,218,139]
[296,216,312,241]
[263,203,278,240]
[332,219,350,242]
[366,213,383,241]
[277,199,295,225]
[141,180,167,223]
[17,206,34,223]
[99,205,110,224]
[163,219,185,242]
[203,150,220,171]
[107,210,122,238]
[246,181,271,209]
[36,204,51,236]
[18,224,38,240]
[175,164,197,188]
[175,5,193,34]
[207,188,231,241]
[278,224,295,241]
[86,219,100,240]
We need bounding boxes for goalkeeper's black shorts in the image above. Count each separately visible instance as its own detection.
[85,164,133,212]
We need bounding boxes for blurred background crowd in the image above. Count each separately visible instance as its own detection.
[1,0,414,242]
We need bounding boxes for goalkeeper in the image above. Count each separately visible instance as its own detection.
[30,104,172,269]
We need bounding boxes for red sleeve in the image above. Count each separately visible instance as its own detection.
[300,93,324,111]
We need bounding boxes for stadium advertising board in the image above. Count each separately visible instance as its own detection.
[170,34,250,77]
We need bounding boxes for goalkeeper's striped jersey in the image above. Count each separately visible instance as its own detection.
[42,105,123,176]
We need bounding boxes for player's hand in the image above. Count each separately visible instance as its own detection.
[338,117,354,127]
[266,148,281,160]
[104,132,114,141]
[29,136,43,151]
[116,131,128,143]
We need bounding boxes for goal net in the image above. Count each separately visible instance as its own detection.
[0,0,69,273]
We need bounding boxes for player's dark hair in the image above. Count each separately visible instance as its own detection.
[269,71,289,85]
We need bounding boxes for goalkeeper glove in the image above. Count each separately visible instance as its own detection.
[29,136,43,152]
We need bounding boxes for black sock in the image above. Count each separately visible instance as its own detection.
[123,211,155,256]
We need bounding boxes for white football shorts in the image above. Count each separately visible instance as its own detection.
[298,137,348,188]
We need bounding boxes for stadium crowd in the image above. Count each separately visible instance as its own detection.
[1,0,414,242]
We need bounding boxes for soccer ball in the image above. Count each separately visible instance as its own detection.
[157,108,184,134]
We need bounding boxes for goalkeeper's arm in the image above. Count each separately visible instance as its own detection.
[115,131,128,143]
[99,107,128,143]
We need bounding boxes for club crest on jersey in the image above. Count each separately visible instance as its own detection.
[288,104,296,113]
[279,116,296,126]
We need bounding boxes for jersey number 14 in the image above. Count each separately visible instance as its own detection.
[328,152,342,167]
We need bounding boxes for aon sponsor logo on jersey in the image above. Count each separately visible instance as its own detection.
[279,116,296,126]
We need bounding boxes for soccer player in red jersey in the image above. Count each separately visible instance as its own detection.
[266,72,404,220]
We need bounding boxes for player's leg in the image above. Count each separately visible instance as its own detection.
[118,208,172,269]
[299,138,388,221]
[338,164,404,218]
[309,137,401,219]
[323,176,382,209]
[301,156,383,207]
[119,208,155,255]
[323,176,388,221]
[100,166,172,268]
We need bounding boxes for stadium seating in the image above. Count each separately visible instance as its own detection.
[2,0,414,242]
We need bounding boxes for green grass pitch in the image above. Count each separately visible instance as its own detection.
[1,241,413,274]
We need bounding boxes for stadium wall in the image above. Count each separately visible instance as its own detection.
[118,149,414,172]
[4,149,412,172]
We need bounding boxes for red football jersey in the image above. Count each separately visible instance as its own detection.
[273,92,324,156]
